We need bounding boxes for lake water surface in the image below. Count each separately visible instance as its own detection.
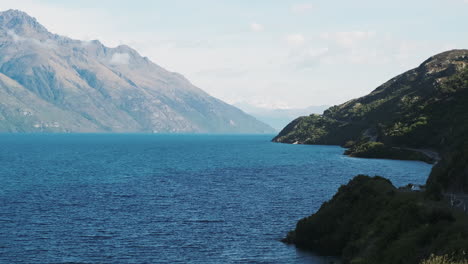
[0,134,432,263]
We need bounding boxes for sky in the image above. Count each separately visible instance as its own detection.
[1,0,467,109]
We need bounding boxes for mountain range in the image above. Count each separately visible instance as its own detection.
[0,9,274,133]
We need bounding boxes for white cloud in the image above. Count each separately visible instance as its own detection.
[0,1,461,109]
[291,3,314,14]
[235,99,294,110]
[297,47,329,68]
[0,1,121,47]
[250,22,264,32]
[287,46,329,69]
[196,67,247,78]
[321,31,376,48]
[283,30,412,69]
[7,30,25,42]
[110,52,130,65]
[6,29,58,49]
[286,34,305,46]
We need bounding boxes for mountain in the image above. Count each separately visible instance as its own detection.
[277,50,468,263]
[0,9,274,133]
[233,103,329,131]
[274,49,468,193]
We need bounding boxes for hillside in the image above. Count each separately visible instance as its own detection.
[277,50,468,263]
[283,176,468,264]
[0,9,274,133]
[273,49,468,193]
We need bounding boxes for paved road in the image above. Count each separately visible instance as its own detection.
[407,148,441,162]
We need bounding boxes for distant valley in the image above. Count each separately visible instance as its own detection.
[234,103,329,131]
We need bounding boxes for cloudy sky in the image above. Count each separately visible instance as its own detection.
[1,0,467,109]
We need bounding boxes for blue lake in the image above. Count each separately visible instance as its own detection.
[0,134,432,263]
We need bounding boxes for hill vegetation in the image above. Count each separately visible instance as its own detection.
[422,255,468,264]
[274,49,468,193]
[277,50,468,263]
[282,176,468,264]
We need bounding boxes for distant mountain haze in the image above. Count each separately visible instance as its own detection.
[234,103,329,131]
[0,9,275,133]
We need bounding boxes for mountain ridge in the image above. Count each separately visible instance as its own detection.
[0,9,274,133]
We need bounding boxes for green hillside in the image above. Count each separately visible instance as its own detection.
[277,50,468,263]
[282,176,468,264]
[274,50,468,193]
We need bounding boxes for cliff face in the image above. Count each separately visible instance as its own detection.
[0,10,275,133]
[274,49,468,193]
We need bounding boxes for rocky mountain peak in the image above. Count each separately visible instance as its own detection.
[114,44,136,53]
[0,9,274,134]
[0,9,50,38]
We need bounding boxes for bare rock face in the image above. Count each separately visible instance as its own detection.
[0,9,274,133]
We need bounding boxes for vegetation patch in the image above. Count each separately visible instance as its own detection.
[421,254,468,264]
[274,50,468,192]
[283,175,468,264]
